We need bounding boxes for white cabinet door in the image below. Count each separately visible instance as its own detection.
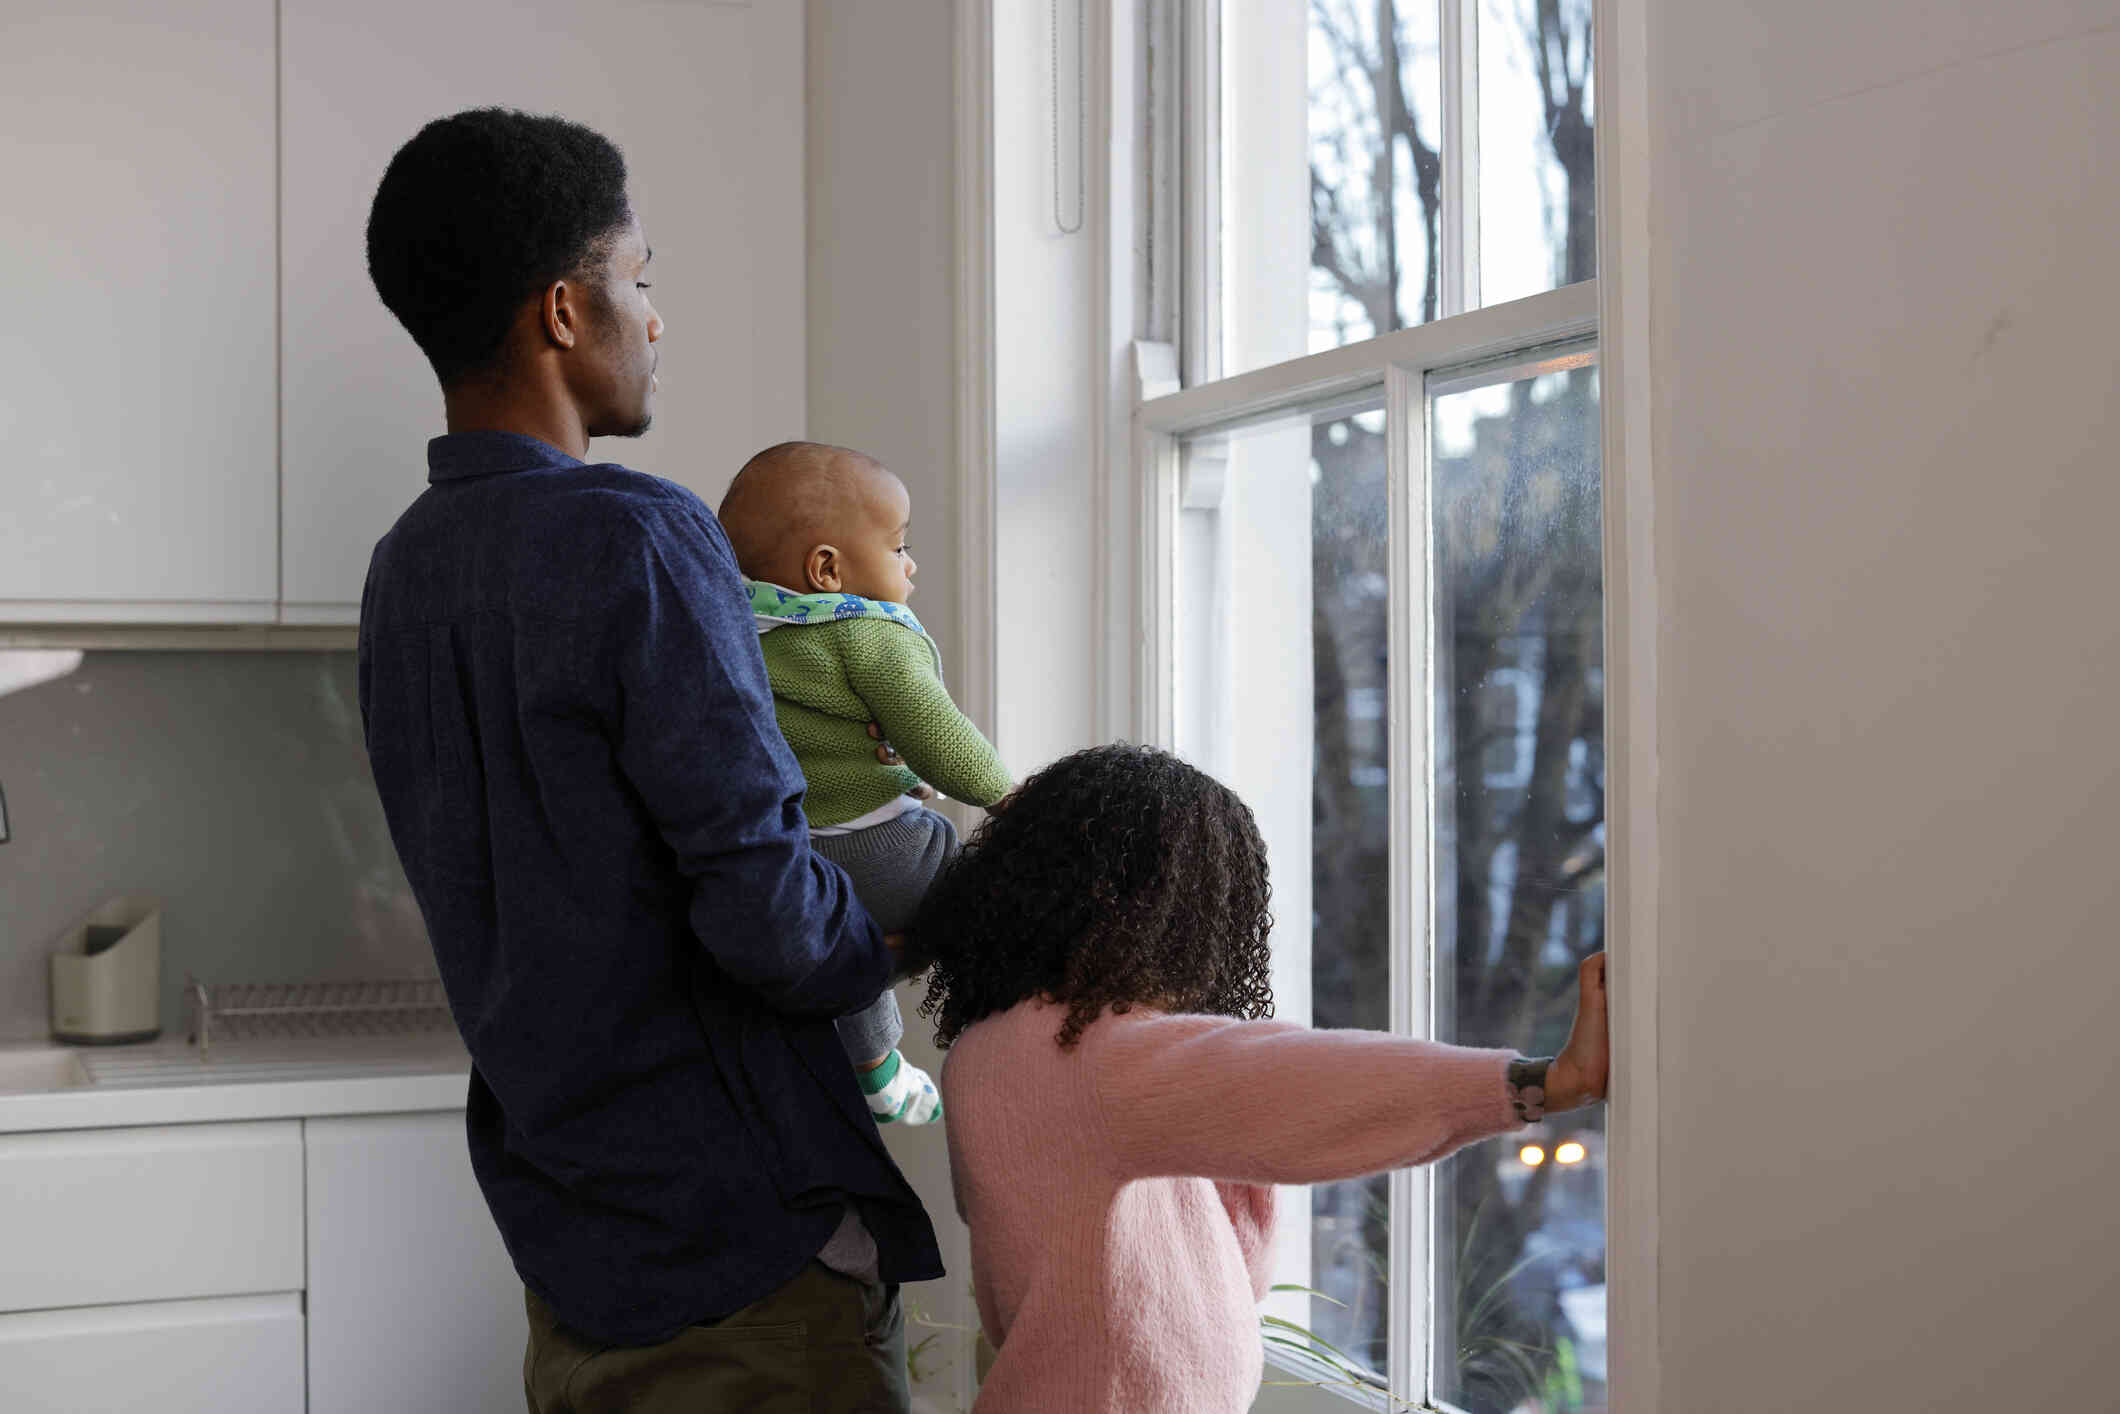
[0,1294,304,1414]
[305,1111,524,1414]
[277,0,806,623]
[0,1120,304,1314]
[0,1,278,622]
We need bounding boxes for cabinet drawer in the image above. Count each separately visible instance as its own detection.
[0,1293,304,1414]
[0,1121,303,1313]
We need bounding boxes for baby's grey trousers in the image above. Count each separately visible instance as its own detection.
[812,805,959,1062]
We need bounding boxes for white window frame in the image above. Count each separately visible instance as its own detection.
[957,0,1658,1406]
[1111,1,1660,1410]
[1138,284,1596,1413]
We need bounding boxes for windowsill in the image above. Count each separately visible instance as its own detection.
[1257,1344,1395,1412]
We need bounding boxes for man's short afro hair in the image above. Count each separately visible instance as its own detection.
[366,108,632,385]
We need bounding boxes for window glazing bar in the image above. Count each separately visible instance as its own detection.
[1439,0,1480,316]
[1180,0,1222,385]
[1425,339,1598,399]
[1139,280,1596,437]
[1384,359,1433,1406]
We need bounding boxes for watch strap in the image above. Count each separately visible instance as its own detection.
[1506,1056,1551,1124]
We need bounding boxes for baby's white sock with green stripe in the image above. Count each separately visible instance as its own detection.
[859,1049,942,1125]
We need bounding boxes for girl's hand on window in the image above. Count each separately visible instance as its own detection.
[1546,952,1610,1112]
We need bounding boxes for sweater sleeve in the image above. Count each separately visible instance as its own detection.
[839,620,1012,807]
[1086,1012,1522,1185]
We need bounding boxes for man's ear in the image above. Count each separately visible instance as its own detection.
[540,280,582,351]
[804,545,842,593]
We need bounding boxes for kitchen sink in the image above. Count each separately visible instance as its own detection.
[0,1046,93,1093]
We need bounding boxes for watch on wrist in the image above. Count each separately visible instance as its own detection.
[1506,1056,1552,1123]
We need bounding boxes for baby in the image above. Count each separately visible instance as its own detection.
[718,440,1011,1125]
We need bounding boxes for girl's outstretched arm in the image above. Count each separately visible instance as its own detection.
[1084,1013,1522,1185]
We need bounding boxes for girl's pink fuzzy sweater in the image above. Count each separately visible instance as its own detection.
[941,1000,1524,1413]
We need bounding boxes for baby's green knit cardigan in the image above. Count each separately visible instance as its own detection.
[757,613,1010,828]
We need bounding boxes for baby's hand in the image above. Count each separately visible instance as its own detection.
[865,722,939,799]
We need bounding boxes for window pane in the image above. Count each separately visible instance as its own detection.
[1221,1,1443,376]
[1477,0,1596,305]
[1172,398,1393,1387]
[1430,358,1605,1413]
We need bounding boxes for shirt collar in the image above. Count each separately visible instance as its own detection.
[426,431,585,483]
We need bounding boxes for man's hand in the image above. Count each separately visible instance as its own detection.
[867,722,939,800]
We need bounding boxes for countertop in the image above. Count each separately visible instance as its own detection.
[0,1036,473,1134]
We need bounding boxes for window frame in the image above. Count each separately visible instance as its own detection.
[1130,1,1617,1407]
[1138,284,1597,1412]
[1135,277,1599,764]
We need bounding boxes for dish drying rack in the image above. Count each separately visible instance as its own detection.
[186,977,454,1060]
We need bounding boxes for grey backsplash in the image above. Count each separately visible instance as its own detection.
[0,652,431,1043]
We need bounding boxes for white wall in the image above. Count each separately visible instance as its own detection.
[0,653,426,1042]
[993,0,1103,772]
[806,3,980,1407]
[1639,3,2120,1407]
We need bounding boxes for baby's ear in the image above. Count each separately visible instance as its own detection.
[804,544,842,593]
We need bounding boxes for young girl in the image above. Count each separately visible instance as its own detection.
[912,743,1608,1414]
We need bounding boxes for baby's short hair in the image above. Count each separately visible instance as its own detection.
[718,441,886,582]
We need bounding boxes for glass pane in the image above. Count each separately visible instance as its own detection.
[1172,397,1394,1388]
[1430,358,1605,1413]
[1477,0,1597,305]
[1221,1,1443,376]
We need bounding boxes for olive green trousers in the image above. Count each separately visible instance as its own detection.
[524,1262,909,1413]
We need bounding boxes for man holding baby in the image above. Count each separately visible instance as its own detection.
[357,108,938,1412]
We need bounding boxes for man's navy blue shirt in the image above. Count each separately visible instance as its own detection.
[357,431,942,1345]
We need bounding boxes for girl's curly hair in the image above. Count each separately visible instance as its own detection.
[912,743,1274,1049]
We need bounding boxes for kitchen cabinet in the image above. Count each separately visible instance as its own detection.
[0,1120,304,1313]
[276,0,805,623]
[1,0,803,628]
[0,1122,305,1413]
[0,1295,305,1414]
[0,0,279,623]
[0,1105,517,1411]
[304,1111,523,1414]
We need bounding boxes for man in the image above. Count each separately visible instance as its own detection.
[357,108,940,1412]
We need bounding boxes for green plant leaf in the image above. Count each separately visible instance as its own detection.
[1260,1314,1373,1374]
[1266,1282,1349,1308]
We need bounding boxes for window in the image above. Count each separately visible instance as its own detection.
[1139,2,1603,1409]
[1200,0,1596,378]
[1429,351,1604,1414]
